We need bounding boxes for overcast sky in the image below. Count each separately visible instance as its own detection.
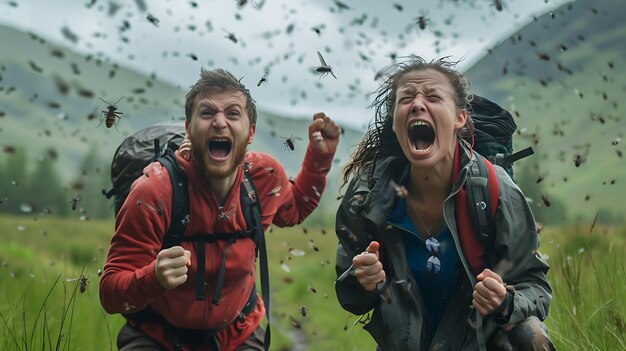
[0,0,573,129]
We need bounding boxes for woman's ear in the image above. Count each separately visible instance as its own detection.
[454,109,468,131]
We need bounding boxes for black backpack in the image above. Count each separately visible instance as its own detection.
[466,95,534,257]
[470,95,534,178]
[102,123,272,351]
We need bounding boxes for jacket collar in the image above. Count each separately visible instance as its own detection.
[358,140,475,226]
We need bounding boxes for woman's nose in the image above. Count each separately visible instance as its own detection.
[410,99,426,114]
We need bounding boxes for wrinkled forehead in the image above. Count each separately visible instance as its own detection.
[194,89,247,109]
[395,69,453,95]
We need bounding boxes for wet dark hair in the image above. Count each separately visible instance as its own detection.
[184,68,257,124]
[342,56,474,186]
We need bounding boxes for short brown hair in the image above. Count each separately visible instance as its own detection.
[184,68,257,124]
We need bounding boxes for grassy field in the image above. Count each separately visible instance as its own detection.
[0,213,625,350]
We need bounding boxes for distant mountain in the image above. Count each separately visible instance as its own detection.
[0,24,363,220]
[466,0,626,220]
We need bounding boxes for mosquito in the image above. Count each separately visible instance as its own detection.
[315,51,337,79]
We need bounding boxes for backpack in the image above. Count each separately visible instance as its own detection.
[461,95,534,273]
[102,123,272,351]
[470,95,534,178]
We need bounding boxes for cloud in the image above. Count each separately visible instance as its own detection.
[0,0,573,129]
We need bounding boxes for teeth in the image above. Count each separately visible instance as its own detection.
[411,121,429,128]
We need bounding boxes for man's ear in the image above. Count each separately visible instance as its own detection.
[248,124,256,144]
[185,119,190,134]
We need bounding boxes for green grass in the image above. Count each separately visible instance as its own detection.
[540,225,626,350]
[1,213,625,350]
[0,214,124,351]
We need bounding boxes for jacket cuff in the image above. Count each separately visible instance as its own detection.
[493,292,514,325]
[302,145,335,174]
[134,260,168,300]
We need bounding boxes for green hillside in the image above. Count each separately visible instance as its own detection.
[466,0,626,221]
[0,25,363,220]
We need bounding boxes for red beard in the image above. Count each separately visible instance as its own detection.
[192,137,248,180]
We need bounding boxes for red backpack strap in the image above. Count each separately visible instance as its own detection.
[483,158,499,220]
[452,145,499,275]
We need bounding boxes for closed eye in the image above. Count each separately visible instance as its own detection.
[200,109,215,117]
[398,95,413,103]
[227,110,241,119]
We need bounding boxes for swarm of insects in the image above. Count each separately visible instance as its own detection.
[314,51,337,79]
[98,97,125,128]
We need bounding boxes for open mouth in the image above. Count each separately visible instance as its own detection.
[208,138,232,160]
[409,120,435,152]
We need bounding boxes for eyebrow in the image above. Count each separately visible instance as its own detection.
[397,85,444,95]
[196,102,243,110]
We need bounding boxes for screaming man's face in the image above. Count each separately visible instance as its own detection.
[186,90,255,180]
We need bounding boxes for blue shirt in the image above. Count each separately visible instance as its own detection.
[388,198,461,332]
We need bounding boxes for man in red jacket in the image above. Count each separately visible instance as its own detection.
[100,68,341,351]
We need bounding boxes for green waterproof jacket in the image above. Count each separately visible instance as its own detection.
[334,142,551,351]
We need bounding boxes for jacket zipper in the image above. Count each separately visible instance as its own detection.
[384,223,427,320]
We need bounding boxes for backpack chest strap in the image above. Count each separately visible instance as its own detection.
[183,230,256,303]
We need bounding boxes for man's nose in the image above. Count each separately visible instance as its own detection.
[212,113,227,129]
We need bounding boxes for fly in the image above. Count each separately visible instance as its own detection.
[218,207,236,221]
[281,135,301,151]
[257,71,269,86]
[146,14,160,27]
[268,186,282,197]
[315,51,337,79]
[66,275,89,293]
[70,196,80,211]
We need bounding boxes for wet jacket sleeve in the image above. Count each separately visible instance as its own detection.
[99,163,170,314]
[267,146,335,227]
[493,166,552,325]
[334,176,381,315]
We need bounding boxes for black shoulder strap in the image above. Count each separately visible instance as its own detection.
[156,142,190,249]
[467,155,492,242]
[466,154,496,251]
[239,162,271,351]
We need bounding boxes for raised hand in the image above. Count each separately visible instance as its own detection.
[179,135,192,161]
[308,112,341,154]
[155,246,192,290]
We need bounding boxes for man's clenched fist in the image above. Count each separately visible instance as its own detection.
[155,246,191,290]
